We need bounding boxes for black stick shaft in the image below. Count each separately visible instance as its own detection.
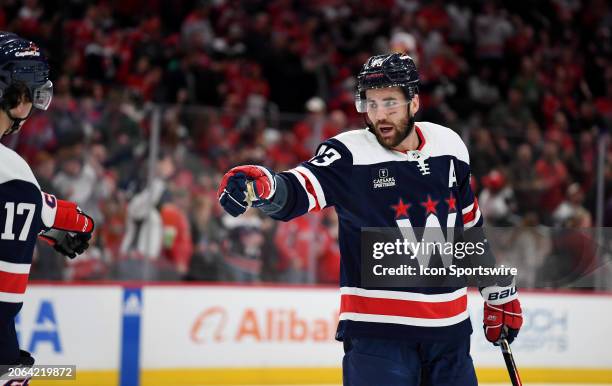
[500,338,522,386]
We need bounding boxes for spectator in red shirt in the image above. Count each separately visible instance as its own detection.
[317,209,340,284]
[160,191,194,275]
[535,142,568,221]
[275,212,323,283]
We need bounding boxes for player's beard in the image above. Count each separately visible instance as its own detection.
[367,110,415,150]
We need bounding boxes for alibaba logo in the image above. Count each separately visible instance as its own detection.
[190,306,227,344]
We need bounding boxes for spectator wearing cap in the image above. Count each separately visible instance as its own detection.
[479,169,516,226]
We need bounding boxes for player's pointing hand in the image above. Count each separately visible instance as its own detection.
[218,165,276,217]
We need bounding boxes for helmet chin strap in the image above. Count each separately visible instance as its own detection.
[2,105,32,135]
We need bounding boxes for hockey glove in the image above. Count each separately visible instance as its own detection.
[39,195,95,259]
[40,229,92,259]
[217,165,276,217]
[481,286,523,345]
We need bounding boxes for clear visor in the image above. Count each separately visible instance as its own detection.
[31,80,53,110]
[355,93,411,114]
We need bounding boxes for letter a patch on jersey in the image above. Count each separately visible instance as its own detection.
[448,159,457,187]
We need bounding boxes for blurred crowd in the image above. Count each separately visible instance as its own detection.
[1,0,611,286]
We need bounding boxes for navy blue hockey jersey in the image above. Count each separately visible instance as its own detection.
[0,144,59,363]
[272,122,483,342]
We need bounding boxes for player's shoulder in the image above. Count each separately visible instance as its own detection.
[327,129,371,153]
[0,144,40,189]
[330,128,398,165]
[417,121,469,165]
[309,129,370,165]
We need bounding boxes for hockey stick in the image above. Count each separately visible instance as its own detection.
[500,338,522,386]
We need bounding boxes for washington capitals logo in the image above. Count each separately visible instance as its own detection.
[15,42,40,57]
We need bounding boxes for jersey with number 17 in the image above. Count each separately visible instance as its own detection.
[0,144,60,363]
[269,122,483,342]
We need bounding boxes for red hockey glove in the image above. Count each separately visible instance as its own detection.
[481,286,523,345]
[217,165,276,217]
[39,193,94,259]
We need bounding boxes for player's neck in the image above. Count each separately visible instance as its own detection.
[392,127,420,153]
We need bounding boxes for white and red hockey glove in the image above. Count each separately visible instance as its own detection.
[481,286,523,345]
[217,165,276,217]
[38,193,95,259]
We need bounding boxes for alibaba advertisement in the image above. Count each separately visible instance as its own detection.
[18,284,612,385]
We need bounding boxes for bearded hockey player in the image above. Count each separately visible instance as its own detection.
[218,53,522,385]
[0,32,94,385]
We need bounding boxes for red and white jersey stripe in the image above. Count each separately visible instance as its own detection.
[286,166,327,212]
[339,287,469,327]
[0,260,30,303]
[462,199,481,229]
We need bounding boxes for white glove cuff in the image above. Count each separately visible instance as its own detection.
[480,285,518,305]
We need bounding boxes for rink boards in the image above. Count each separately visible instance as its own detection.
[20,283,612,386]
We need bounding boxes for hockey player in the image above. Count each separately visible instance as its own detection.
[218,53,522,385]
[0,32,94,385]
